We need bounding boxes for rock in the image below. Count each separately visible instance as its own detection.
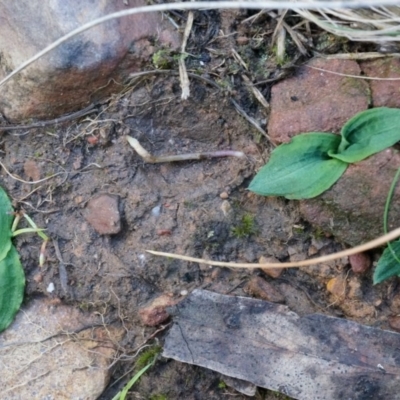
[84,194,121,235]
[349,252,372,274]
[268,58,369,143]
[388,315,400,332]
[360,58,400,107]
[0,1,179,122]
[299,148,400,246]
[139,294,178,326]
[244,276,285,303]
[259,256,283,278]
[347,276,363,300]
[0,298,123,400]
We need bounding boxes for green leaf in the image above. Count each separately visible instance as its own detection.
[373,239,400,284]
[0,245,25,332]
[248,133,347,199]
[329,107,400,163]
[0,187,13,262]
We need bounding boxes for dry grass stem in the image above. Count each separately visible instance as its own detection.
[147,226,400,269]
[179,8,194,99]
[126,136,245,163]
[242,75,269,109]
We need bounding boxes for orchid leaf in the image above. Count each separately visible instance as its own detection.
[0,187,13,262]
[373,239,400,284]
[0,245,25,332]
[329,107,400,163]
[249,133,347,199]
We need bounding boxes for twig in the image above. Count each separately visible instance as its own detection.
[146,226,400,269]
[179,7,194,99]
[126,136,245,163]
[0,103,96,132]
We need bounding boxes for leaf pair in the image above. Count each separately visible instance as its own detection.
[0,188,24,333]
[249,107,400,199]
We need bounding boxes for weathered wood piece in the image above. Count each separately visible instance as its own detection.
[163,289,400,399]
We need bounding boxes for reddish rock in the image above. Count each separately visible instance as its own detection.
[300,148,400,246]
[268,58,369,143]
[349,252,371,274]
[259,256,283,279]
[0,1,179,122]
[388,315,400,332]
[244,276,285,303]
[360,58,400,108]
[139,294,178,327]
[84,194,121,235]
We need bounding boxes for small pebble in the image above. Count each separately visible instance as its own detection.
[180,290,188,296]
[84,194,121,235]
[349,252,371,274]
[138,294,178,326]
[151,205,161,217]
[259,256,283,279]
[244,276,285,303]
[33,273,43,283]
[46,282,55,293]
[236,36,249,45]
[220,200,232,217]
[219,191,229,199]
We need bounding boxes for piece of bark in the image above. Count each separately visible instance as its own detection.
[163,289,400,400]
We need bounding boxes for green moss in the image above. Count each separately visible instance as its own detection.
[136,345,162,370]
[152,49,174,69]
[231,214,257,238]
[150,395,168,400]
[218,380,227,389]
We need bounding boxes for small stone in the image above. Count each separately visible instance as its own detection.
[46,282,55,293]
[220,200,232,217]
[84,194,121,235]
[219,191,229,199]
[326,276,347,299]
[259,256,283,279]
[139,294,179,327]
[308,245,318,256]
[33,273,43,283]
[236,36,249,45]
[349,252,371,274]
[388,315,400,332]
[244,276,285,303]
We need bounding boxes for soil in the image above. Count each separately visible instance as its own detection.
[0,8,396,400]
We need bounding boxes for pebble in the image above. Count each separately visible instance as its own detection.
[244,276,285,303]
[46,282,55,293]
[349,252,371,274]
[219,191,229,199]
[259,256,283,279]
[220,200,232,217]
[139,294,179,326]
[84,194,121,235]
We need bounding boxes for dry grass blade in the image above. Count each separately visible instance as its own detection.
[147,227,400,269]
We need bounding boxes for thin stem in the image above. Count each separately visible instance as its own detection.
[126,136,245,163]
[147,226,400,269]
[383,166,400,264]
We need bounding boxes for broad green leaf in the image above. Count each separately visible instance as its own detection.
[248,133,347,199]
[329,107,400,163]
[373,240,400,284]
[0,187,14,262]
[0,245,25,332]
